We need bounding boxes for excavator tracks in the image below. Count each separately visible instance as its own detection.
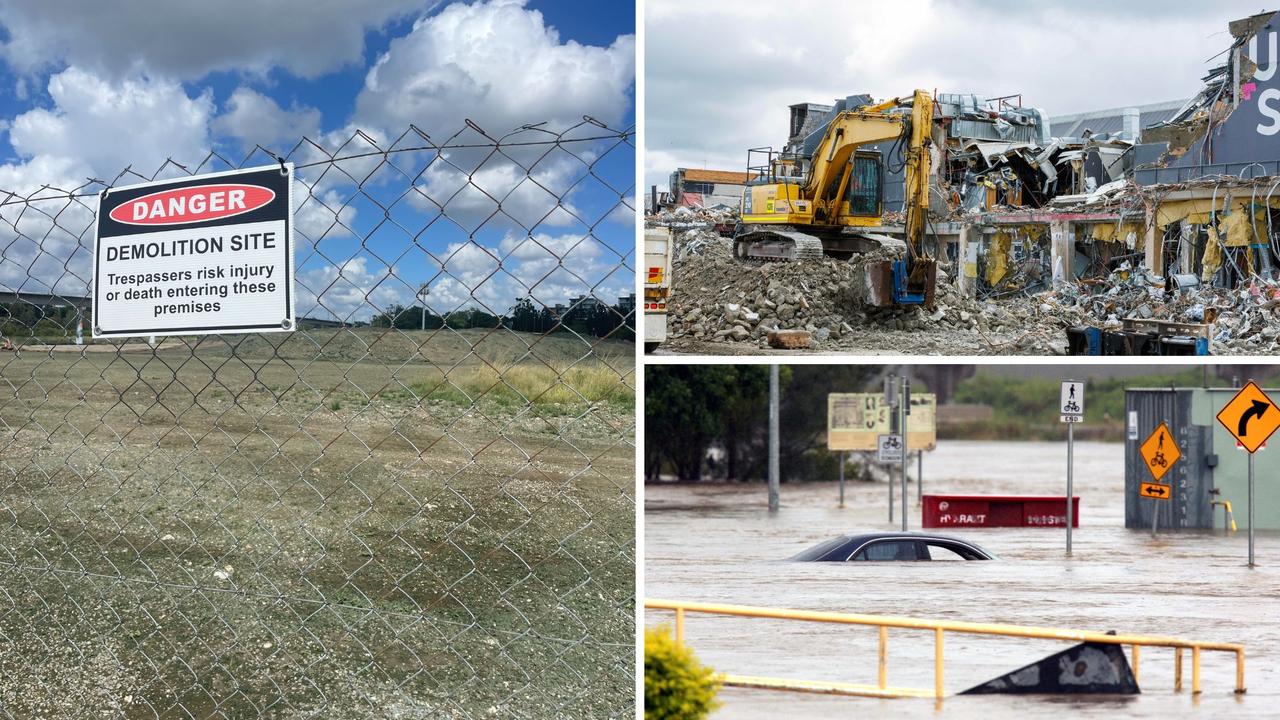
[733,226,825,262]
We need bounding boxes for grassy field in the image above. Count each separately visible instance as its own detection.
[0,328,635,718]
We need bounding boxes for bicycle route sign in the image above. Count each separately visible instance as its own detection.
[1060,380,1085,423]
[877,434,904,463]
[92,163,295,339]
[1139,421,1181,483]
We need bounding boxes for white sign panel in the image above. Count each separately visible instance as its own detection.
[828,393,937,451]
[93,164,295,338]
[877,434,904,463]
[1060,380,1085,422]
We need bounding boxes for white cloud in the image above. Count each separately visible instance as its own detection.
[294,181,357,244]
[214,87,321,151]
[645,0,1268,189]
[354,0,634,138]
[296,256,405,321]
[0,189,95,295]
[421,231,621,313]
[3,67,213,191]
[0,0,433,80]
[410,152,587,232]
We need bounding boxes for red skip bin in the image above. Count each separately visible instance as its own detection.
[922,494,1080,528]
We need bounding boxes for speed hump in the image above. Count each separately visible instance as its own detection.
[1138,422,1180,482]
[1216,381,1280,453]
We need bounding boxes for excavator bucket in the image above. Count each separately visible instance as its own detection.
[863,259,936,308]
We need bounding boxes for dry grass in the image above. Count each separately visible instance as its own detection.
[385,360,634,410]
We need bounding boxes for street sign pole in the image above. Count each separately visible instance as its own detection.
[1151,497,1158,538]
[1067,419,1074,556]
[1248,452,1255,568]
[885,374,897,524]
[768,364,779,513]
[1059,379,1084,556]
[1214,380,1278,567]
[916,450,922,507]
[834,450,844,507]
[901,378,910,532]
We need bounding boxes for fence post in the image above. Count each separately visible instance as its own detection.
[934,628,944,699]
[1175,647,1183,691]
[878,627,887,689]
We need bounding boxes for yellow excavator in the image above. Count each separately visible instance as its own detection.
[735,89,936,306]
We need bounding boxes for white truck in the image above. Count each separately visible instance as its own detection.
[643,227,672,353]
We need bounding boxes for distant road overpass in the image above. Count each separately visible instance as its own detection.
[0,290,89,309]
[0,290,363,329]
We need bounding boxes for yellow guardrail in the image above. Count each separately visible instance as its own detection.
[1212,499,1238,532]
[645,599,1245,700]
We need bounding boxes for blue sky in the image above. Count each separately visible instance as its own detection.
[0,0,635,322]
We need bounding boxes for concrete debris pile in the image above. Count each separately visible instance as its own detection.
[665,228,895,347]
[665,227,1064,352]
[646,205,737,230]
[1031,274,1280,353]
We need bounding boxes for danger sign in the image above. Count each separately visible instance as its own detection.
[92,164,295,338]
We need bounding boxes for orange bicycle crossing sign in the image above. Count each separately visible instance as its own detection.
[1216,381,1280,453]
[1138,421,1180,482]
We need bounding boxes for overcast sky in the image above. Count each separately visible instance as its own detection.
[645,0,1270,190]
[0,0,635,319]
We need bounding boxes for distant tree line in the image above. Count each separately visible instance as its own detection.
[370,296,634,341]
[0,303,82,340]
[645,365,880,482]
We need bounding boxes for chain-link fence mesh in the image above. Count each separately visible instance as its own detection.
[0,118,635,718]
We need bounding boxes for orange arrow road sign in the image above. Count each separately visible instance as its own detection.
[1138,421,1180,482]
[1216,381,1280,454]
[1140,482,1171,500]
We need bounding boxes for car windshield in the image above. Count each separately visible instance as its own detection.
[791,537,850,561]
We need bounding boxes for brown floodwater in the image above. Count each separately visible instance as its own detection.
[645,440,1280,718]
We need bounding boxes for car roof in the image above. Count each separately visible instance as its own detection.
[791,532,995,561]
[838,532,979,545]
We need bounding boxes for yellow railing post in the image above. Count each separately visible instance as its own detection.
[1236,648,1246,694]
[643,599,1244,699]
[1192,646,1201,694]
[934,628,944,700]
[878,626,887,690]
[1174,647,1183,691]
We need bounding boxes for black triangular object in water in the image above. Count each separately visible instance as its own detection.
[960,641,1139,694]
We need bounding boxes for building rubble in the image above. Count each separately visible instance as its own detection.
[649,9,1280,355]
[651,201,1280,354]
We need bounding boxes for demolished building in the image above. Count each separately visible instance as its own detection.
[650,9,1280,354]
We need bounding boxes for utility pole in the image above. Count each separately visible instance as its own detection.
[901,376,910,532]
[418,283,430,331]
[769,364,780,512]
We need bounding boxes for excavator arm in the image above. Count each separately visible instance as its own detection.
[735,89,937,306]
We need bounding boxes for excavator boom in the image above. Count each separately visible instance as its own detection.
[735,89,936,307]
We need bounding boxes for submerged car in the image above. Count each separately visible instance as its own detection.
[792,532,995,562]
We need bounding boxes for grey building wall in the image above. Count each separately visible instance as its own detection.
[1125,387,1280,531]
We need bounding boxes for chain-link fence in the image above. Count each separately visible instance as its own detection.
[0,118,635,718]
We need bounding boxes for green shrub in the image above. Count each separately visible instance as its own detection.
[645,625,721,720]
